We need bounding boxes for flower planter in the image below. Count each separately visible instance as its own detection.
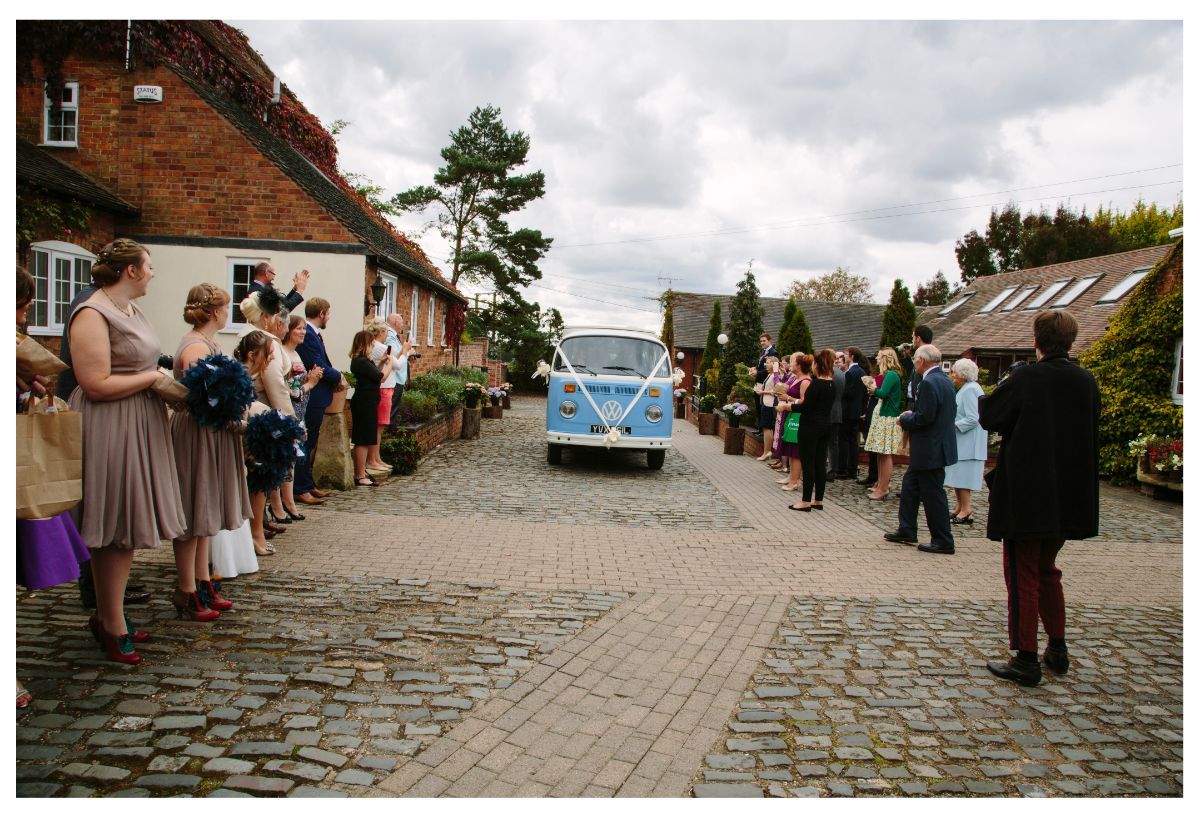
[675,402,686,419]
[1137,455,1182,494]
[723,426,745,455]
[482,405,503,419]
[325,387,347,415]
[502,395,512,409]
[464,394,480,410]
[697,412,717,435]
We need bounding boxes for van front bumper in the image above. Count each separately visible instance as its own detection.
[546,431,672,450]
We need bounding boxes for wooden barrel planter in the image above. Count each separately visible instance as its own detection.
[502,395,512,409]
[697,412,717,435]
[482,405,504,419]
[723,425,745,455]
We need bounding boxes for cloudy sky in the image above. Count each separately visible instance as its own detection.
[236,18,1183,332]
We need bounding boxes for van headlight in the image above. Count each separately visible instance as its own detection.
[559,400,577,418]
[645,404,663,423]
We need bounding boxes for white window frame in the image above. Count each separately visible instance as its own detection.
[409,289,420,343]
[225,257,266,331]
[25,240,95,336]
[442,309,449,346]
[937,292,975,316]
[43,81,80,147]
[1096,268,1151,305]
[1024,279,1072,310]
[978,285,1020,314]
[374,271,398,319]
[1171,339,1183,406]
[427,296,436,345]
[1051,274,1103,308]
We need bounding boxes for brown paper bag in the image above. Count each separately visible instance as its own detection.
[16,332,68,378]
[16,396,83,519]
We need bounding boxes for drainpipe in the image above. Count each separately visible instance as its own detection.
[125,20,132,71]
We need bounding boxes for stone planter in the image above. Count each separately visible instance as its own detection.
[697,412,717,435]
[313,410,353,490]
[482,405,503,419]
[461,406,482,439]
[325,387,347,415]
[723,426,745,455]
[1137,456,1182,495]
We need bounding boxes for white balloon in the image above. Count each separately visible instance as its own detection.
[717,333,729,345]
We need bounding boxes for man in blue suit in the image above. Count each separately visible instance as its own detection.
[885,344,958,554]
[294,296,343,504]
[247,262,307,313]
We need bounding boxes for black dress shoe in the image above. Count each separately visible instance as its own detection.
[884,531,918,544]
[856,478,876,486]
[124,587,152,604]
[987,656,1042,687]
[1043,645,1070,676]
[917,543,955,555]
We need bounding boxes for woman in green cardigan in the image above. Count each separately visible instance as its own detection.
[863,347,905,499]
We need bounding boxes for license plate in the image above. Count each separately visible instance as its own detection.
[590,425,632,434]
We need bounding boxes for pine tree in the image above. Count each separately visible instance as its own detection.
[697,299,722,380]
[777,297,813,356]
[879,279,917,349]
[717,270,765,403]
[776,297,797,353]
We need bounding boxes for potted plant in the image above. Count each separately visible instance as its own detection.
[499,382,512,409]
[673,388,687,419]
[721,402,750,455]
[1130,433,1183,489]
[463,381,485,409]
[483,386,506,418]
[698,394,718,435]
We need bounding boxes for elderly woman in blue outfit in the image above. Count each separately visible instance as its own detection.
[945,358,988,524]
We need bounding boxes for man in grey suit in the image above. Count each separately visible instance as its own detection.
[884,344,958,554]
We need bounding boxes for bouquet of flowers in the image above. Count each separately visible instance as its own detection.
[463,381,486,407]
[178,353,256,430]
[673,388,688,400]
[486,386,506,405]
[722,402,751,428]
[286,360,307,401]
[243,409,305,493]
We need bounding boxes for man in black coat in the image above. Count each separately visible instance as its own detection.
[838,347,868,478]
[885,344,957,554]
[247,262,307,313]
[978,311,1099,687]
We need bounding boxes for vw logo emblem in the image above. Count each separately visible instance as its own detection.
[600,400,623,422]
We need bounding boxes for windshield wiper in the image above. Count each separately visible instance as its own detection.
[562,364,597,376]
[603,366,645,379]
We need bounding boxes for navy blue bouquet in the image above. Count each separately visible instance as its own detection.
[179,353,256,430]
[243,409,305,493]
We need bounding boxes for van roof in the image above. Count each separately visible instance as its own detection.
[560,326,663,342]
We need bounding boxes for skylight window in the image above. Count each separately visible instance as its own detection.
[937,292,975,316]
[1051,274,1103,307]
[978,285,1020,314]
[1096,268,1151,304]
[1024,279,1072,309]
[1001,285,1040,312]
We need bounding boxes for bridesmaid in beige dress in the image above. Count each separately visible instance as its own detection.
[68,239,186,664]
[170,283,252,621]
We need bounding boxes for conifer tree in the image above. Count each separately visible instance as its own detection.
[697,299,722,382]
[717,270,765,403]
[879,279,917,349]
[777,297,813,355]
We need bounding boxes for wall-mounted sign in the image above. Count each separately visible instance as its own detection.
[133,85,163,103]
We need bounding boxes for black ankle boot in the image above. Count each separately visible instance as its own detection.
[1043,644,1069,675]
[987,654,1042,687]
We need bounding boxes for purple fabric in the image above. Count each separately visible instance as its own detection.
[17,513,90,591]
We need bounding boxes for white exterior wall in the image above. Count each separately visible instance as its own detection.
[138,243,366,365]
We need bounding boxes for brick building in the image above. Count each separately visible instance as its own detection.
[16,20,466,370]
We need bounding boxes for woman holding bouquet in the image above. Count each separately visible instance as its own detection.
[169,284,252,620]
[67,239,186,664]
[281,314,322,519]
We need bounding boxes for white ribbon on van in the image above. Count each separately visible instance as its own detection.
[558,347,671,448]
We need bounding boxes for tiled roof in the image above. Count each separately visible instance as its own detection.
[164,31,465,303]
[16,137,139,216]
[927,244,1174,356]
[671,291,887,354]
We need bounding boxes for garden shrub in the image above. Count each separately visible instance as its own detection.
[408,372,463,412]
[428,364,487,386]
[397,389,437,424]
[380,430,421,475]
[1079,241,1183,484]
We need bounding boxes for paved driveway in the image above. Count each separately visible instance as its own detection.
[16,396,1182,798]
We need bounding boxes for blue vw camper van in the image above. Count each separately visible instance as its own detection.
[544,327,673,469]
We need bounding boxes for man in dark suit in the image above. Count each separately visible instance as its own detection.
[247,262,307,313]
[885,344,957,554]
[839,347,868,479]
[825,351,845,479]
[897,324,933,409]
[754,333,779,383]
[978,311,1099,687]
[294,296,343,504]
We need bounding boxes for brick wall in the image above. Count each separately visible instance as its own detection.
[404,406,464,456]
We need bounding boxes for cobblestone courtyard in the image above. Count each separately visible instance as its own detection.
[15,396,1183,797]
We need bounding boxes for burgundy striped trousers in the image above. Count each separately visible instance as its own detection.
[1002,539,1066,652]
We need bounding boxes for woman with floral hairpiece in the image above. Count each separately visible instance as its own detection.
[67,239,186,665]
[168,283,252,621]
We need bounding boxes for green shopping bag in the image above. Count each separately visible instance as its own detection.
[782,411,800,444]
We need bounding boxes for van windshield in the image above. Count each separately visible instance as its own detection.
[554,336,670,379]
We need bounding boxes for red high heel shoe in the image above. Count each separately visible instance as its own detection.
[197,579,233,611]
[89,614,149,645]
[171,588,220,622]
[94,618,141,665]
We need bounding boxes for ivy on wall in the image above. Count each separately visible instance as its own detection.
[1079,241,1183,484]
[16,182,93,255]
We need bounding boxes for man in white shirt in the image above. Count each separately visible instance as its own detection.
[384,313,413,425]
